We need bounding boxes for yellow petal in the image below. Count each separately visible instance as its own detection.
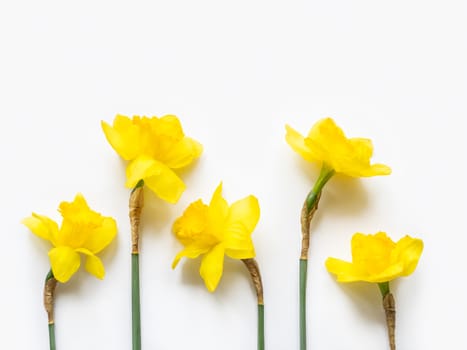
[227,195,260,233]
[308,117,346,144]
[22,213,58,245]
[224,195,259,258]
[325,257,363,282]
[101,116,143,161]
[154,115,184,139]
[85,254,106,279]
[305,118,349,164]
[162,137,203,169]
[126,155,186,203]
[84,217,117,254]
[125,155,162,188]
[359,163,392,177]
[365,262,405,283]
[49,246,81,283]
[349,137,374,158]
[145,164,186,203]
[392,236,424,277]
[207,183,229,237]
[75,248,106,279]
[285,125,315,162]
[224,246,255,259]
[172,243,210,269]
[199,244,225,292]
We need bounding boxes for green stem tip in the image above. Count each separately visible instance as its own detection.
[378,281,390,298]
[306,165,334,212]
[132,179,144,194]
[45,269,54,282]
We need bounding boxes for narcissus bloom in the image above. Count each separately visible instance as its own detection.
[172,183,260,292]
[102,115,203,203]
[285,118,391,177]
[23,194,117,283]
[326,232,423,283]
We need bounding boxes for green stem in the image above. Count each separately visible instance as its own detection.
[45,269,54,282]
[48,323,56,350]
[300,164,334,350]
[378,281,390,298]
[132,253,141,350]
[299,259,307,350]
[132,179,144,193]
[258,304,265,350]
[305,165,335,211]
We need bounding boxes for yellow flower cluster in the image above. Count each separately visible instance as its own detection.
[24,116,423,332]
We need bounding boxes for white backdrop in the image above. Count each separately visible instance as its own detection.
[1,1,466,349]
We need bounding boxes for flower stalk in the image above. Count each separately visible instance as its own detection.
[242,258,264,350]
[130,181,144,254]
[299,166,334,350]
[130,180,144,350]
[379,282,396,350]
[44,270,57,350]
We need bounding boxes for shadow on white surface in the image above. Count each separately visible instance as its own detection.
[180,253,253,295]
[291,156,370,220]
[331,277,387,324]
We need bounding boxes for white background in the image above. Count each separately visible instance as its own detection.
[1,1,466,349]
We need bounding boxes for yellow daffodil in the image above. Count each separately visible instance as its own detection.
[23,194,117,283]
[101,114,203,203]
[326,232,423,350]
[326,232,423,283]
[172,183,260,292]
[285,118,391,177]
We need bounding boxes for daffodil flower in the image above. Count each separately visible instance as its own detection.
[285,117,391,178]
[285,117,391,350]
[326,232,423,350]
[23,194,117,350]
[172,182,260,292]
[23,193,117,283]
[101,114,202,203]
[102,114,202,350]
[172,183,265,349]
[326,232,423,283]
